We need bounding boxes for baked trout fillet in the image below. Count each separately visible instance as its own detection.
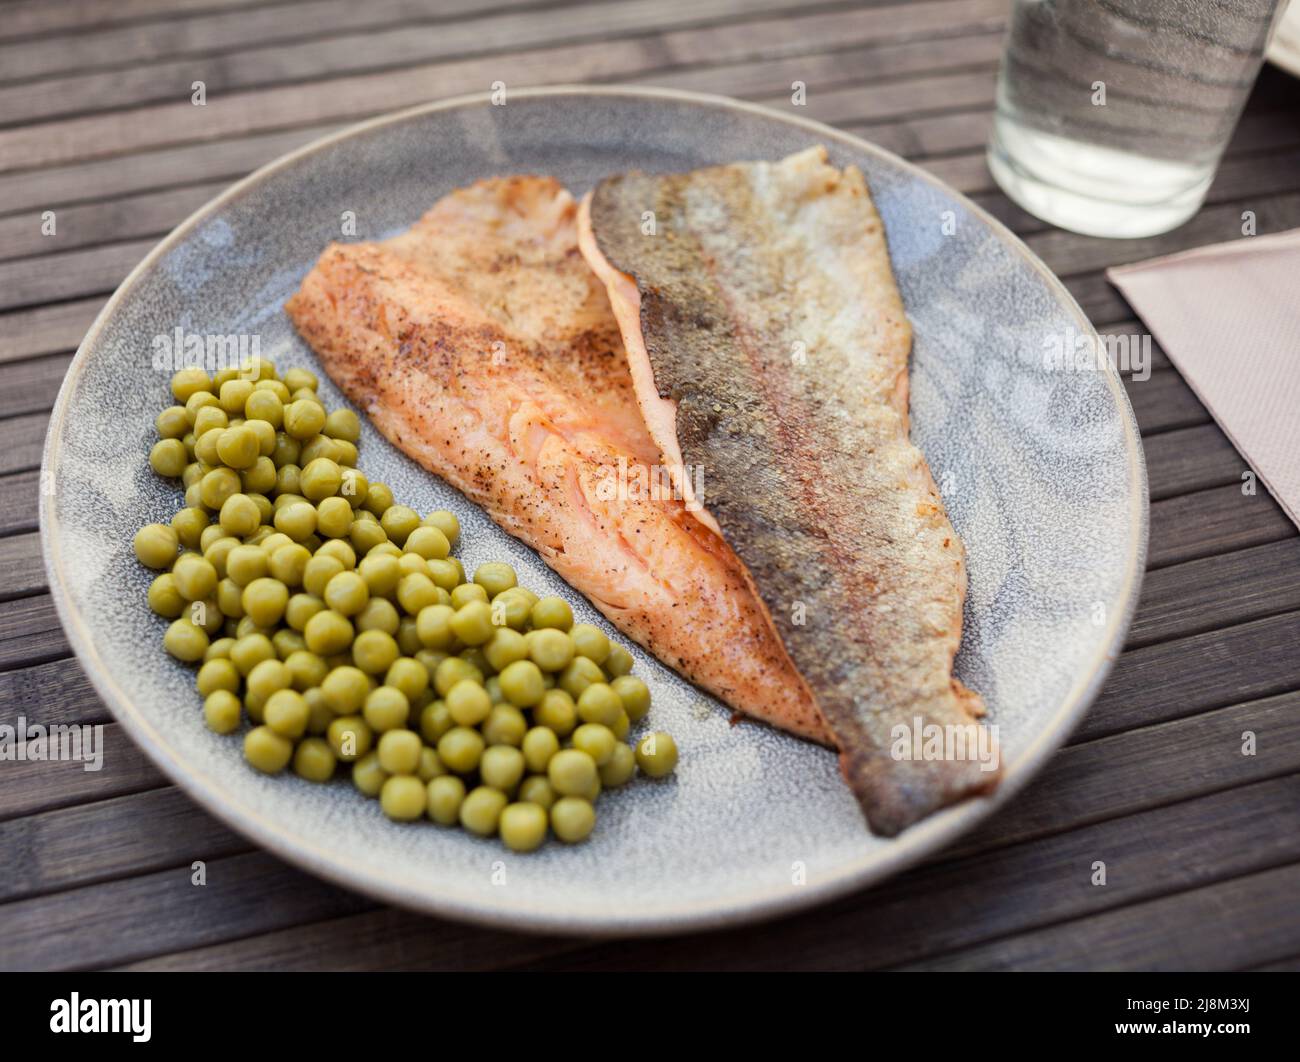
[285,176,827,743]
[580,146,999,835]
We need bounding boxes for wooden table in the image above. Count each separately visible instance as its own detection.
[2,0,1298,972]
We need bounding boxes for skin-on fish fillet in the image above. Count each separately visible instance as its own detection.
[285,176,828,743]
[579,146,999,835]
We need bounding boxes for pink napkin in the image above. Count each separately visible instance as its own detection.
[1107,229,1300,529]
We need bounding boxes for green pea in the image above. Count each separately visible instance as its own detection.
[326,715,373,762]
[349,515,386,552]
[293,737,337,782]
[184,389,219,426]
[363,482,395,516]
[148,573,185,617]
[315,537,356,570]
[244,725,293,773]
[156,405,190,439]
[349,596,396,639]
[172,554,218,601]
[491,587,533,630]
[357,552,400,596]
[558,656,605,700]
[149,437,188,477]
[169,506,209,551]
[377,728,422,775]
[422,510,459,547]
[171,367,211,402]
[323,569,369,617]
[300,433,339,466]
[275,462,301,494]
[204,636,236,661]
[528,628,575,672]
[437,726,485,774]
[426,775,466,825]
[242,577,289,627]
[283,367,318,392]
[576,683,623,728]
[215,424,261,469]
[449,600,494,646]
[323,407,361,442]
[403,524,450,560]
[304,609,353,654]
[611,675,650,722]
[522,726,560,774]
[267,542,310,588]
[300,457,342,501]
[274,500,318,542]
[604,643,635,678]
[533,689,577,736]
[449,582,488,609]
[218,493,260,537]
[246,657,292,703]
[230,632,275,675]
[339,467,368,507]
[530,596,573,631]
[199,466,241,510]
[193,405,229,440]
[204,690,242,734]
[353,629,399,675]
[193,426,222,465]
[459,785,508,837]
[363,684,409,732]
[379,504,420,545]
[481,627,524,672]
[416,746,446,783]
[321,665,369,715]
[396,572,439,614]
[499,802,548,852]
[518,775,557,811]
[397,615,422,656]
[218,378,254,414]
[419,699,453,745]
[316,495,353,538]
[264,688,309,739]
[473,562,517,598]
[398,552,430,579]
[498,659,545,707]
[196,657,240,696]
[272,628,307,660]
[635,731,678,778]
[570,623,611,665]
[547,748,598,798]
[384,657,429,701]
[244,388,283,428]
[285,592,324,632]
[240,456,277,495]
[481,704,527,747]
[284,649,328,690]
[246,418,277,458]
[572,723,617,767]
[302,554,345,598]
[134,523,179,569]
[598,742,638,789]
[352,751,389,798]
[445,678,491,726]
[550,797,596,843]
[283,398,326,440]
[380,775,427,821]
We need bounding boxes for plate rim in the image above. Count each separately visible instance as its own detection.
[40,84,1150,937]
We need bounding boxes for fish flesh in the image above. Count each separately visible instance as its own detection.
[579,146,998,835]
[285,176,828,743]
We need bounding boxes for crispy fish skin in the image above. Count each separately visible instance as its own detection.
[285,176,828,743]
[583,146,998,834]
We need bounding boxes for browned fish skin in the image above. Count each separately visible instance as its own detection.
[285,176,828,744]
[586,146,999,834]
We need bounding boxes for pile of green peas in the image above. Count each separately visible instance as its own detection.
[135,360,678,852]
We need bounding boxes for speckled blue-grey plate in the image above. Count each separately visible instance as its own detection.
[41,86,1146,935]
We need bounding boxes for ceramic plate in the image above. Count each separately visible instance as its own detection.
[41,86,1147,935]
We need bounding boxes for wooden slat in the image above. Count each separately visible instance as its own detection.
[0,0,272,43]
[1143,423,1248,500]
[0,724,167,822]
[0,849,374,971]
[0,532,45,601]
[0,355,73,417]
[903,861,1300,970]
[0,411,49,476]
[0,0,1006,125]
[1128,539,1300,649]
[0,470,41,537]
[0,658,106,729]
[0,240,154,313]
[504,775,1300,971]
[1121,368,1209,435]
[0,0,546,80]
[1079,611,1300,741]
[1148,483,1296,569]
[0,594,67,671]
[0,787,245,903]
[0,298,103,363]
[0,3,1012,174]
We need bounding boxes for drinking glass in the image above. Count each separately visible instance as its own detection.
[988,0,1291,238]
